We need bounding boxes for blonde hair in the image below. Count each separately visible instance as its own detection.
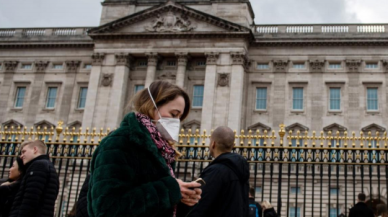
[21,140,47,154]
[261,200,273,209]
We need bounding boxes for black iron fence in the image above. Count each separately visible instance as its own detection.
[0,123,387,217]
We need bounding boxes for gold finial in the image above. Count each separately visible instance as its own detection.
[278,124,285,147]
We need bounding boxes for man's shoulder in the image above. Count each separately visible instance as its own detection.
[27,158,52,172]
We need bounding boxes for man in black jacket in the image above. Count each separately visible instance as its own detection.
[187,126,250,217]
[348,193,374,217]
[9,140,59,217]
[248,187,262,217]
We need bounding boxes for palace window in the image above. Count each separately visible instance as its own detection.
[367,88,378,111]
[167,60,176,66]
[21,64,32,69]
[293,63,305,69]
[14,87,26,108]
[256,87,267,110]
[329,63,341,69]
[292,87,303,110]
[77,87,88,109]
[257,63,269,69]
[46,87,58,108]
[84,64,92,69]
[192,85,204,108]
[330,187,339,195]
[197,61,206,66]
[366,63,378,69]
[53,64,63,69]
[134,85,144,94]
[330,208,340,217]
[329,88,341,110]
[289,207,301,217]
[290,187,301,194]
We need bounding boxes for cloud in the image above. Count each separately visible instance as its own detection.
[251,0,361,24]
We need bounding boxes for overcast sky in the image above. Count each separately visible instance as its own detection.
[0,0,387,28]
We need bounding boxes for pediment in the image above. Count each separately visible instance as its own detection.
[89,1,251,36]
[34,120,56,129]
[182,120,201,129]
[2,119,24,128]
[361,123,386,133]
[285,122,309,132]
[323,123,347,132]
[67,121,82,129]
[247,122,271,132]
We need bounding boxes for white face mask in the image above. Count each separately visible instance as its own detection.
[148,87,181,142]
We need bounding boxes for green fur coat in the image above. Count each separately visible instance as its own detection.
[87,112,182,217]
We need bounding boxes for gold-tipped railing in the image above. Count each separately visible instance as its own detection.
[0,122,387,164]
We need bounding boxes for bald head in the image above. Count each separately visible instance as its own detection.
[211,126,235,152]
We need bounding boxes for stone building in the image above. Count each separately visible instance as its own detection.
[0,1,387,215]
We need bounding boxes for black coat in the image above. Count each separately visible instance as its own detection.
[263,208,278,217]
[348,202,374,217]
[9,155,59,217]
[248,198,262,217]
[76,174,90,217]
[0,180,21,217]
[187,152,250,217]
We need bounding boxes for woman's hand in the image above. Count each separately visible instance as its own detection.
[176,179,202,206]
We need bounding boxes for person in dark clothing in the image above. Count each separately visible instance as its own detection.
[187,126,250,217]
[248,187,262,217]
[348,193,374,217]
[9,140,59,217]
[0,157,25,217]
[75,174,90,217]
[261,201,278,217]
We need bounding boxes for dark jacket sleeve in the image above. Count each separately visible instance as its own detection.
[87,136,181,217]
[0,184,12,211]
[18,161,49,216]
[187,165,224,217]
[76,174,90,217]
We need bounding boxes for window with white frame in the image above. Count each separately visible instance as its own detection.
[46,87,58,108]
[257,63,269,70]
[77,87,88,109]
[367,88,378,111]
[329,63,341,69]
[256,87,267,110]
[293,63,305,69]
[366,63,378,69]
[192,85,204,108]
[329,208,340,217]
[14,87,26,108]
[255,186,262,197]
[329,88,341,110]
[53,64,63,69]
[289,207,301,217]
[21,64,32,69]
[134,85,144,94]
[292,87,303,110]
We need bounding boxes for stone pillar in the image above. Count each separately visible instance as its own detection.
[82,53,105,128]
[227,52,246,132]
[175,52,189,87]
[0,61,18,123]
[145,52,159,88]
[105,53,132,128]
[200,52,219,132]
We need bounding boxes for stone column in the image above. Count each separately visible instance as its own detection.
[175,52,189,87]
[105,53,132,128]
[227,52,246,132]
[145,52,159,88]
[0,61,18,122]
[82,53,105,128]
[200,52,219,132]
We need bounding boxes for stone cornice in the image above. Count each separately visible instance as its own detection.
[89,32,251,40]
[89,1,251,35]
[115,53,132,66]
[252,38,388,47]
[92,53,106,66]
[4,60,18,72]
[205,52,219,65]
[34,60,49,72]
[65,60,81,72]
[0,42,94,49]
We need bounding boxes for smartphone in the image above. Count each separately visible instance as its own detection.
[191,178,206,189]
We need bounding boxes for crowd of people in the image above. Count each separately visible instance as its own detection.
[0,81,386,217]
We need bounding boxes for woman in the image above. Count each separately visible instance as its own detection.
[0,157,25,217]
[88,81,202,217]
[261,200,278,217]
[377,204,388,217]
